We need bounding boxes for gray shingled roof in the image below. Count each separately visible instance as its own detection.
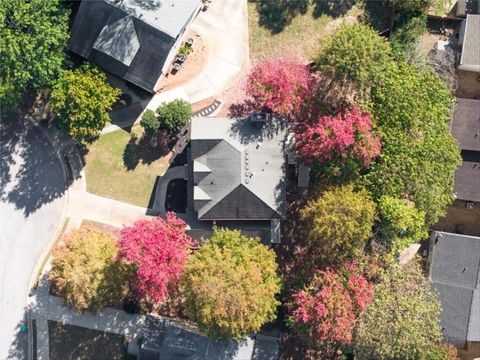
[68,0,199,91]
[454,151,480,202]
[452,98,480,152]
[140,316,278,360]
[460,15,480,70]
[190,117,287,221]
[456,0,480,16]
[429,231,480,346]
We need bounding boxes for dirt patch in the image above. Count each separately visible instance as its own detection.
[160,31,207,92]
[48,321,127,360]
[456,70,480,99]
[433,200,480,237]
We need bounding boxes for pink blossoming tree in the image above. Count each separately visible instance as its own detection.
[291,263,374,351]
[118,213,195,304]
[295,107,381,169]
[246,58,315,116]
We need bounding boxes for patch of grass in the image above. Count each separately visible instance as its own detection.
[248,1,362,61]
[85,125,171,207]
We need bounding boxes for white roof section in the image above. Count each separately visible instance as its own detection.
[107,0,200,38]
[93,16,140,66]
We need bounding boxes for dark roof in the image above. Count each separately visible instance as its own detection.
[140,316,279,360]
[429,231,480,346]
[460,15,480,70]
[68,0,182,92]
[456,0,480,16]
[452,98,480,152]
[454,151,480,202]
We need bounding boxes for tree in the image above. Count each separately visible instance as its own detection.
[424,343,459,360]
[50,63,121,141]
[316,23,392,93]
[117,213,194,304]
[300,185,376,265]
[0,0,69,112]
[377,196,428,253]
[353,261,445,360]
[140,109,160,134]
[390,0,434,13]
[180,228,281,339]
[156,99,192,131]
[391,14,427,61]
[49,228,130,312]
[294,107,381,177]
[245,58,315,116]
[364,62,461,225]
[290,263,374,353]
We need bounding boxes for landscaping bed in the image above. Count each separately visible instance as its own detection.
[85,125,171,207]
[48,321,128,360]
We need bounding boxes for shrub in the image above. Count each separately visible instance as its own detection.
[156,99,192,131]
[140,109,160,134]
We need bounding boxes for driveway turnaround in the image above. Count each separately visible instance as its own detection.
[0,118,67,359]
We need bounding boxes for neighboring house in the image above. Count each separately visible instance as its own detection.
[428,231,480,353]
[451,98,480,205]
[458,14,480,72]
[139,316,280,360]
[187,117,287,243]
[456,0,480,17]
[68,0,201,92]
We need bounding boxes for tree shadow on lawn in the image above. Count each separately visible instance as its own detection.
[255,0,309,34]
[122,130,173,171]
[311,0,357,18]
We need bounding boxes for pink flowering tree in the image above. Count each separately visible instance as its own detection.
[290,263,374,352]
[118,213,195,304]
[246,58,315,116]
[294,107,381,178]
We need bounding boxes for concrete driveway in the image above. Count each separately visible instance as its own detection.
[0,118,67,359]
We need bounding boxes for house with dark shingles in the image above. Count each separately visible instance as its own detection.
[458,14,480,72]
[68,0,201,92]
[139,316,280,360]
[428,231,480,354]
[451,98,480,206]
[186,117,287,243]
[456,0,480,17]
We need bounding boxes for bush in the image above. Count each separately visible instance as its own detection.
[181,228,281,339]
[391,14,428,61]
[140,109,160,134]
[156,99,192,131]
[49,228,130,312]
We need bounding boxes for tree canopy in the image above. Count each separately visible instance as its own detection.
[49,228,130,312]
[291,263,374,353]
[140,109,160,134]
[0,0,70,113]
[118,213,194,304]
[180,228,281,339]
[364,62,461,225]
[353,261,444,359]
[246,58,315,116]
[300,185,376,265]
[51,63,121,141]
[316,23,392,93]
[156,99,192,131]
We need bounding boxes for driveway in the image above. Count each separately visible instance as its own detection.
[0,118,67,359]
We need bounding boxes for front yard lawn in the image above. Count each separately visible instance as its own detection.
[248,1,362,61]
[85,125,171,207]
[48,321,128,360]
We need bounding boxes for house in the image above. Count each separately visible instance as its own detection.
[428,231,480,354]
[458,14,480,72]
[139,316,280,360]
[456,0,480,17]
[68,0,201,92]
[186,117,287,243]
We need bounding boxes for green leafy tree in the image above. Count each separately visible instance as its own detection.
[364,62,461,225]
[50,64,121,141]
[300,185,376,265]
[353,261,445,360]
[317,23,392,93]
[377,196,428,253]
[391,14,428,61]
[390,0,434,13]
[0,0,70,112]
[156,99,192,131]
[180,228,281,339]
[140,109,160,134]
[49,227,130,312]
[424,343,459,360]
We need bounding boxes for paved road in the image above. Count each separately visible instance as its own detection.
[0,119,67,359]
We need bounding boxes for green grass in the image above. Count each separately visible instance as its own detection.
[85,126,171,207]
[248,2,362,62]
